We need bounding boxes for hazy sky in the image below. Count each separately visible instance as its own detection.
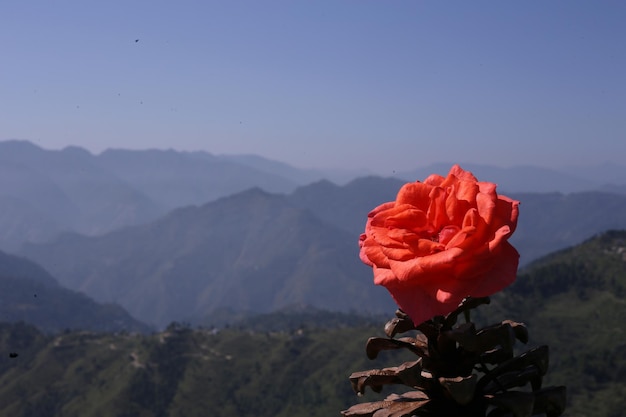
[1,1,625,175]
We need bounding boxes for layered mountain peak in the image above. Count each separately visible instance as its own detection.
[21,188,394,327]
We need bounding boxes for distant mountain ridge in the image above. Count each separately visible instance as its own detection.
[287,177,626,265]
[508,191,626,263]
[395,162,620,194]
[96,148,299,211]
[19,176,626,328]
[0,140,310,250]
[1,139,625,251]
[20,188,396,327]
[4,139,626,330]
[0,140,161,250]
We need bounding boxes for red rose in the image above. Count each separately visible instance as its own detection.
[359,165,520,326]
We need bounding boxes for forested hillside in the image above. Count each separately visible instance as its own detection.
[0,320,405,417]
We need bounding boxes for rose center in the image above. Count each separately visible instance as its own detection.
[436,225,461,246]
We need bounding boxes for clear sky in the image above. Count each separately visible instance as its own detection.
[1,1,625,175]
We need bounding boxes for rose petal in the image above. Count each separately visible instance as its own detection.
[427,186,449,230]
[494,196,520,233]
[454,179,479,204]
[360,237,391,268]
[449,164,478,182]
[384,281,462,326]
[388,247,464,282]
[396,182,433,211]
[468,242,519,297]
[372,226,411,248]
[381,245,419,262]
[367,201,396,218]
[423,174,445,186]
[476,182,497,224]
[445,184,475,224]
[444,226,475,249]
[372,265,399,286]
[407,238,445,257]
[385,207,429,231]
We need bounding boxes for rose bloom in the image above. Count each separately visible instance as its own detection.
[359,165,520,326]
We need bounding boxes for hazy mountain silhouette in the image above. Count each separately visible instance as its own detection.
[0,195,65,251]
[287,176,405,235]
[0,141,311,250]
[396,162,604,194]
[0,251,151,333]
[96,148,300,211]
[20,188,395,327]
[509,191,626,263]
[215,153,324,185]
[288,177,626,265]
[0,154,77,250]
[217,153,374,185]
[561,162,626,187]
[2,139,625,252]
[19,177,626,328]
[0,140,161,249]
[4,140,626,329]
[600,183,626,194]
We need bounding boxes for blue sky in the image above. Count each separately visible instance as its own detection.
[1,1,624,175]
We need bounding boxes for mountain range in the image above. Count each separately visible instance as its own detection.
[18,181,626,328]
[1,139,625,251]
[19,188,396,327]
[1,139,624,415]
[3,139,626,328]
[396,162,626,194]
